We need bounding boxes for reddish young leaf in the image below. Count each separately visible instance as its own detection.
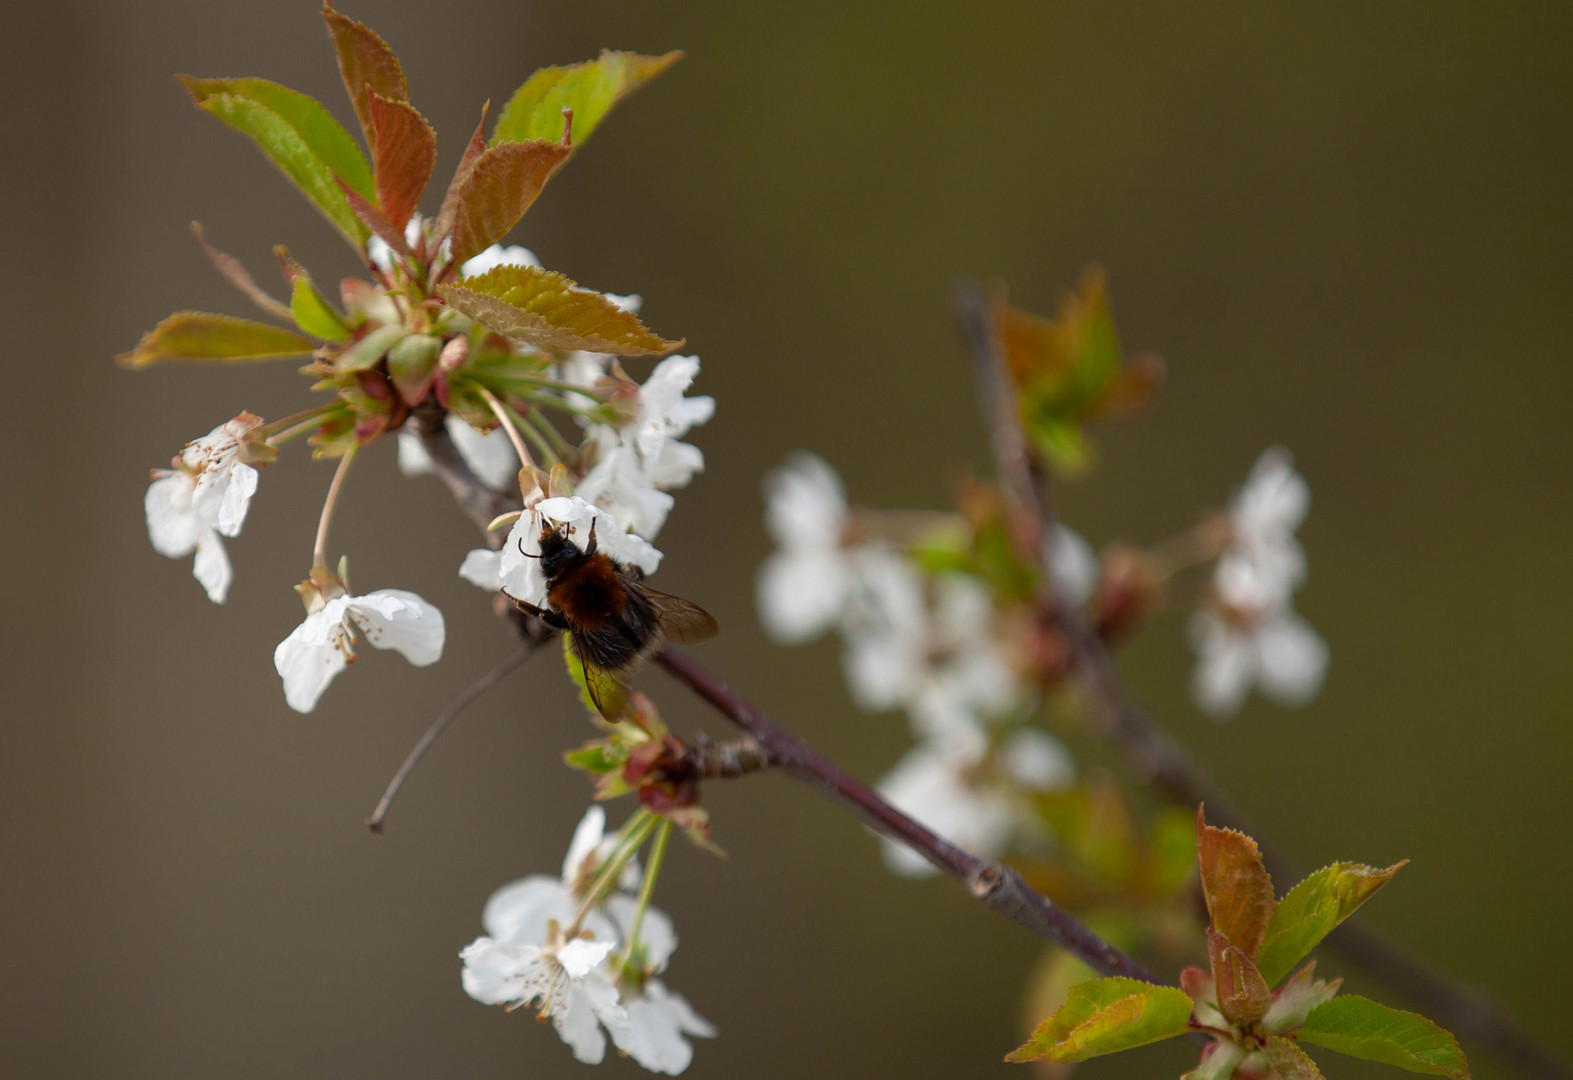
[1197,808,1276,960]
[434,103,490,248]
[190,223,293,322]
[368,91,435,231]
[333,176,411,265]
[443,139,571,267]
[322,1,407,150]
[1207,927,1271,1024]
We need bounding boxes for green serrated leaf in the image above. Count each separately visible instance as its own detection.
[291,277,351,342]
[1197,813,1276,962]
[335,323,408,371]
[442,139,572,267]
[1263,1037,1328,1079]
[441,264,683,356]
[117,312,315,368]
[323,3,408,152]
[1005,977,1193,1064]
[178,79,371,247]
[1255,862,1404,986]
[491,50,682,150]
[564,742,626,774]
[1299,995,1469,1078]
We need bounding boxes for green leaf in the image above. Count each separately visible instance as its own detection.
[491,50,682,150]
[386,333,441,405]
[1255,862,1405,986]
[291,277,351,342]
[1263,1037,1328,1079]
[1197,811,1276,961]
[564,741,626,774]
[334,323,408,371]
[322,2,408,152]
[117,312,315,368]
[1299,995,1470,1078]
[441,264,683,356]
[368,91,435,231]
[178,78,371,247]
[1004,977,1194,1064]
[442,140,572,267]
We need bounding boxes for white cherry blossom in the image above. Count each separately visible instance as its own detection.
[499,496,661,608]
[460,936,632,1064]
[1189,559,1328,718]
[144,415,265,604]
[755,452,855,643]
[621,980,716,1075]
[1220,445,1310,606]
[397,415,518,491]
[459,242,540,278]
[1047,524,1099,608]
[273,588,445,713]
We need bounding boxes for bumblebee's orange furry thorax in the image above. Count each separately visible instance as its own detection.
[546,552,626,630]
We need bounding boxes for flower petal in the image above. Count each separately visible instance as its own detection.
[446,415,518,492]
[561,805,607,883]
[755,551,850,644]
[458,548,503,592]
[273,615,349,713]
[191,529,233,604]
[346,590,446,666]
[396,430,434,476]
[145,473,201,558]
[1256,610,1329,706]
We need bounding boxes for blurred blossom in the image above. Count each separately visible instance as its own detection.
[1220,445,1309,605]
[273,588,445,713]
[397,415,518,492]
[876,745,1014,878]
[459,242,541,278]
[458,548,503,592]
[755,452,854,643]
[999,728,1077,792]
[1047,524,1098,607]
[367,212,428,273]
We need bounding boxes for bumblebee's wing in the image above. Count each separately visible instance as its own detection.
[569,627,633,720]
[639,586,720,645]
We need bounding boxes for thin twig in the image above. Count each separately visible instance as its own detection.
[952,276,1568,1080]
[313,442,358,569]
[368,644,538,832]
[656,648,1160,983]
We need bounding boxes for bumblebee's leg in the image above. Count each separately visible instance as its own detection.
[510,597,570,631]
[584,517,599,556]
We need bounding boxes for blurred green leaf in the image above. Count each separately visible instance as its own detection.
[290,277,350,342]
[1005,977,1193,1063]
[1299,996,1469,1078]
[1256,862,1405,986]
[322,2,407,152]
[441,265,683,356]
[564,740,627,775]
[335,323,408,371]
[1197,813,1276,961]
[442,140,571,267]
[117,312,315,368]
[178,77,371,247]
[386,333,440,405]
[491,50,682,149]
[369,91,435,232]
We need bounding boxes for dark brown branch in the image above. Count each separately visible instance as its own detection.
[952,276,1568,1080]
[679,733,776,780]
[367,642,539,832]
[656,647,1160,983]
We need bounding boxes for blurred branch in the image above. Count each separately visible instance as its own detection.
[411,414,1171,988]
[952,275,1569,1080]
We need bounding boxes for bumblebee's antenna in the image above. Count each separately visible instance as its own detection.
[517,536,541,559]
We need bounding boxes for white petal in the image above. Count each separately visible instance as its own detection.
[458,548,503,592]
[842,629,920,712]
[557,937,614,979]
[346,590,446,666]
[397,430,434,476]
[212,462,258,537]
[145,473,200,558]
[553,983,610,1064]
[763,452,847,550]
[482,876,575,943]
[1189,612,1255,719]
[499,513,549,607]
[191,530,233,604]
[876,746,1013,876]
[367,234,393,273]
[1048,525,1098,608]
[461,243,540,278]
[1256,611,1330,707]
[623,983,713,1074]
[446,416,518,492]
[561,806,607,883]
[273,614,350,713]
[755,551,850,644]
[648,439,705,491]
[459,937,539,1005]
[1000,729,1076,792]
[604,894,678,972]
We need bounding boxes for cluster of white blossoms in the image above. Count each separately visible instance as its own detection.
[461,807,714,1073]
[1188,446,1330,718]
[143,243,715,719]
[756,453,1082,877]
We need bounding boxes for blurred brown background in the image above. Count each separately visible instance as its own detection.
[3,2,1569,1077]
